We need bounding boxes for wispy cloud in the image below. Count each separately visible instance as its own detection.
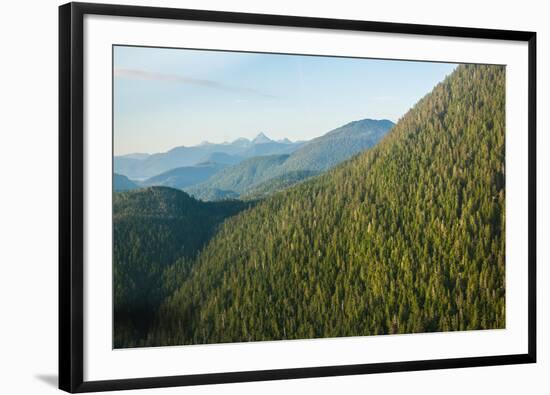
[114,68,277,99]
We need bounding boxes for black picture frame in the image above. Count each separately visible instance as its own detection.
[59,2,537,392]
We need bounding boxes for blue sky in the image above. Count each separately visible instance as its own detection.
[114,46,457,155]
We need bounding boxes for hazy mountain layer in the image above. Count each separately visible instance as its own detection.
[140,162,227,190]
[187,119,394,200]
[114,173,139,191]
[114,134,303,179]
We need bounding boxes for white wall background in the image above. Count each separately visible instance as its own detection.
[0,0,546,393]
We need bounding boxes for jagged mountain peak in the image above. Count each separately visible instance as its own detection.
[252,132,273,144]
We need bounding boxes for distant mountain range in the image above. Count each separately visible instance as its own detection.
[186,119,394,200]
[114,133,303,179]
[114,119,394,200]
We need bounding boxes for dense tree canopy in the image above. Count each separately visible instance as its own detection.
[143,64,505,346]
[113,187,251,347]
[242,170,321,200]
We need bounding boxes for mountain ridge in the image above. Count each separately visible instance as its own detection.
[186,118,394,200]
[114,135,302,179]
[140,162,227,190]
[114,173,140,191]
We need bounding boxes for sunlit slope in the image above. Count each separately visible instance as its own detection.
[148,64,505,345]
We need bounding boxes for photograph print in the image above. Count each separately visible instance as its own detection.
[113,45,505,348]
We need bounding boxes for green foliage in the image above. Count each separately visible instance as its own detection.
[141,162,227,189]
[242,170,320,200]
[186,188,239,201]
[113,187,251,347]
[185,154,290,200]
[145,64,506,346]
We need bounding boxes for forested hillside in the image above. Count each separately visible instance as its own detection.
[140,162,226,189]
[146,64,505,346]
[186,154,290,200]
[279,118,394,172]
[243,170,320,200]
[113,187,251,347]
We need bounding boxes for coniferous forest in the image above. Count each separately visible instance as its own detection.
[113,64,505,348]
